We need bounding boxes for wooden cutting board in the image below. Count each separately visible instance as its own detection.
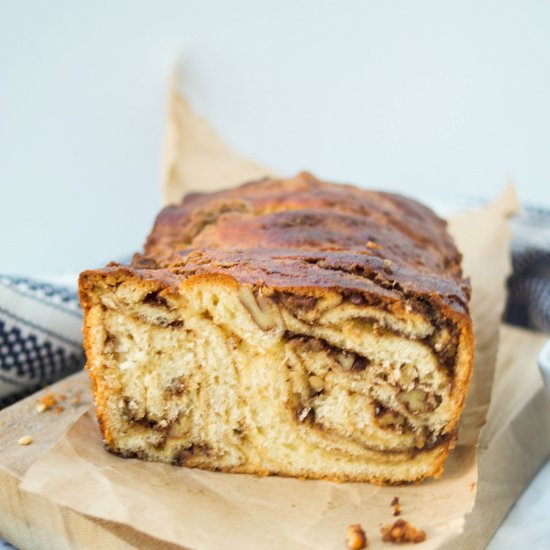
[1,325,549,550]
[0,372,183,550]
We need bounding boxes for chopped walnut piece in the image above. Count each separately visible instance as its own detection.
[399,364,418,390]
[398,389,440,414]
[238,287,277,331]
[308,375,325,393]
[381,519,426,544]
[390,496,401,516]
[346,523,368,549]
[336,351,356,371]
[377,409,407,431]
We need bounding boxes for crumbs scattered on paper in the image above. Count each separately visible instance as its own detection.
[36,392,66,413]
[346,524,367,549]
[381,519,426,544]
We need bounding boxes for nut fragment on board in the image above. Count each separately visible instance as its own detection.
[36,392,66,413]
[346,523,368,549]
[381,519,426,544]
[18,435,33,446]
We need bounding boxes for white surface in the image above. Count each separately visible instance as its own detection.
[488,458,550,549]
[2,1,550,274]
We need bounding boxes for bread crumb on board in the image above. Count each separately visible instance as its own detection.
[18,435,33,446]
[36,392,66,413]
[346,523,368,549]
[381,519,426,544]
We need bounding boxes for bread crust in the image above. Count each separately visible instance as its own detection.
[79,172,474,484]
[135,172,470,313]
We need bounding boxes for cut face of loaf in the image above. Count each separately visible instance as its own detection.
[79,173,473,484]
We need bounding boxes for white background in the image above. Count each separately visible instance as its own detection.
[1,1,550,275]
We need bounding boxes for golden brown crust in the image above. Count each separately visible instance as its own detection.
[131,172,470,318]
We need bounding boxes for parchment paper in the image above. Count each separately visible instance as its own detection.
[162,73,274,205]
[20,80,519,549]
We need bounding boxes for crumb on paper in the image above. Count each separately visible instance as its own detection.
[346,524,367,549]
[18,435,33,446]
[381,519,426,544]
[391,496,401,516]
[36,392,66,413]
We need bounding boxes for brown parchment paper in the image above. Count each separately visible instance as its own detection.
[162,73,275,206]
[20,81,522,550]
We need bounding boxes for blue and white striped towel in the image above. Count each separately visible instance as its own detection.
[0,275,85,408]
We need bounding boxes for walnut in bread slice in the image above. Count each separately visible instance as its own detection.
[79,173,473,483]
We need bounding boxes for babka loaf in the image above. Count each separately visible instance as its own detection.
[79,172,474,484]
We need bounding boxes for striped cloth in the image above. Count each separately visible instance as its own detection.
[0,275,84,408]
[505,206,550,332]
